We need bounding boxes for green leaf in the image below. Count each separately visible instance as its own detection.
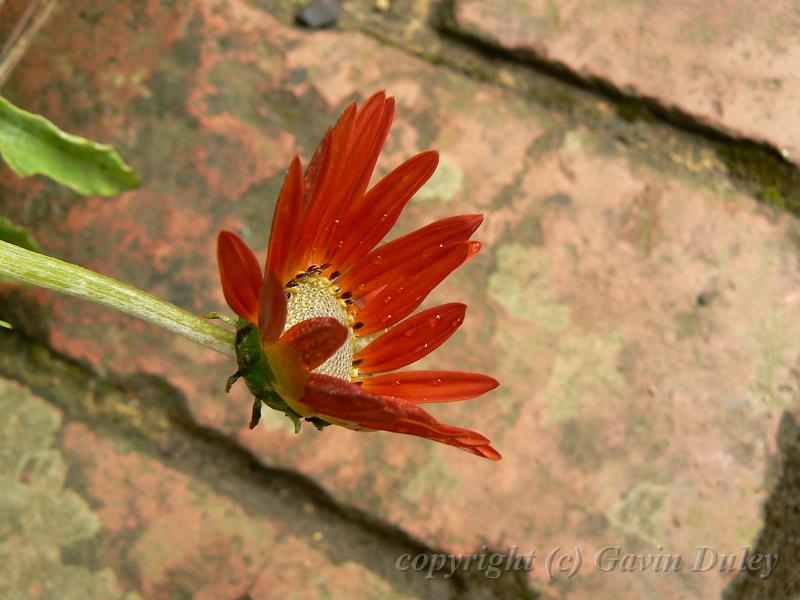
[0,95,140,196]
[0,215,39,252]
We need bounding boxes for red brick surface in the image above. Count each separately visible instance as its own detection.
[453,0,800,164]
[0,377,413,599]
[2,1,799,597]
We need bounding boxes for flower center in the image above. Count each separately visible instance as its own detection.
[284,271,354,381]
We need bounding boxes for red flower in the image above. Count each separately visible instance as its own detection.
[217,91,500,460]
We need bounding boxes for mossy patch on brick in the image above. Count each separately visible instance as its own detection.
[0,378,135,599]
[488,242,570,331]
[607,482,670,545]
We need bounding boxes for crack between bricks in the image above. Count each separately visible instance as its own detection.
[434,0,793,164]
[310,0,800,217]
[0,329,538,600]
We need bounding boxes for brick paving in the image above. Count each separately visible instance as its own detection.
[1,1,799,598]
[452,0,800,164]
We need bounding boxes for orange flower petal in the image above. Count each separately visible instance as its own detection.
[466,240,482,261]
[317,93,396,261]
[295,103,358,267]
[354,241,471,335]
[258,271,287,343]
[330,150,440,271]
[300,373,413,422]
[300,374,500,459]
[265,156,305,283]
[365,417,490,445]
[264,341,308,403]
[347,92,395,200]
[338,214,483,300]
[279,317,349,372]
[364,418,501,460]
[355,303,467,374]
[303,127,331,207]
[217,230,262,323]
[454,443,502,461]
[360,370,499,403]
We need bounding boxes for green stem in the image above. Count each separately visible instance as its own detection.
[0,240,235,357]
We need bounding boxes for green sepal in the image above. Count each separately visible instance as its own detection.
[233,319,304,429]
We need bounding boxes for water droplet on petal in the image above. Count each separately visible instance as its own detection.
[433,378,443,386]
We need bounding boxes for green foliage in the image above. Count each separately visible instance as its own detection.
[0,95,139,196]
[0,215,39,252]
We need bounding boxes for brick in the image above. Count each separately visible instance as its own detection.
[452,0,800,164]
[2,1,799,597]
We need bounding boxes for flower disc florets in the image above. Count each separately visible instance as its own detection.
[284,268,355,380]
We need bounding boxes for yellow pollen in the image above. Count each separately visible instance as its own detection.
[284,272,354,381]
